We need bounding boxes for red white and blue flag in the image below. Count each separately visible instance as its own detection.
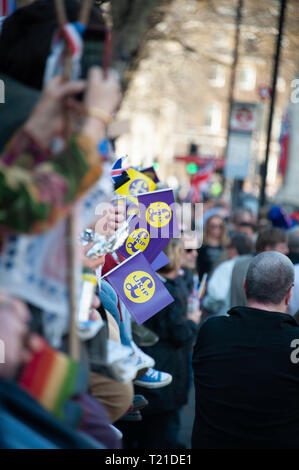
[43,22,85,85]
[279,111,290,178]
[0,0,16,17]
[111,156,128,183]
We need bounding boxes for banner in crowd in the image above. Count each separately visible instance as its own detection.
[104,251,174,324]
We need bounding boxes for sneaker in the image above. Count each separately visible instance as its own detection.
[132,321,159,347]
[134,367,172,389]
[131,341,155,369]
[130,353,153,380]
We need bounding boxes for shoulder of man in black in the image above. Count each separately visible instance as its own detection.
[193,305,299,361]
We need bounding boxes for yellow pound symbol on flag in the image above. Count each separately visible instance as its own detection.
[126,229,150,255]
[146,202,172,228]
[124,271,155,303]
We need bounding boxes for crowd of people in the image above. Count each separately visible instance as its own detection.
[1,0,299,450]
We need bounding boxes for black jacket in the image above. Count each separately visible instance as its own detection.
[192,306,299,449]
[196,244,223,281]
[136,275,198,414]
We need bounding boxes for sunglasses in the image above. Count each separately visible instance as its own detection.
[185,248,197,253]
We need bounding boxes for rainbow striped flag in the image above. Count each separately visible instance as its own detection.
[19,341,87,421]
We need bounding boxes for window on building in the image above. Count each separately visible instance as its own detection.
[204,104,222,132]
[238,65,256,91]
[209,64,225,87]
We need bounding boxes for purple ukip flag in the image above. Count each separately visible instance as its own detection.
[117,219,170,264]
[140,166,160,183]
[151,251,169,271]
[103,251,174,324]
[137,188,180,239]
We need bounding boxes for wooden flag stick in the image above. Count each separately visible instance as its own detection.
[54,0,67,27]
[78,0,93,27]
[53,0,93,360]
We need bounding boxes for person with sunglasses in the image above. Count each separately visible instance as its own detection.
[196,214,228,282]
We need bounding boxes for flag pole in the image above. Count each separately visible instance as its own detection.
[54,0,93,360]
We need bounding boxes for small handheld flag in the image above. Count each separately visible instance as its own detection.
[151,251,170,271]
[115,168,156,198]
[140,166,160,183]
[104,251,174,324]
[111,156,128,184]
[19,340,88,421]
[137,188,180,238]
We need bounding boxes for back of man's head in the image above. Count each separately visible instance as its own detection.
[288,228,299,254]
[245,251,294,306]
[255,227,288,254]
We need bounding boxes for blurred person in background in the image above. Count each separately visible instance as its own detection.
[229,208,257,241]
[196,214,228,281]
[124,239,200,449]
[230,227,289,310]
[202,233,254,318]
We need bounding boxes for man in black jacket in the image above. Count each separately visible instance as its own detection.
[192,251,299,449]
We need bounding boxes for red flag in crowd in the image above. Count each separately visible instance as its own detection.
[190,160,214,203]
[278,111,290,178]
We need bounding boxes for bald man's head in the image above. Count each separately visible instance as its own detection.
[245,251,294,306]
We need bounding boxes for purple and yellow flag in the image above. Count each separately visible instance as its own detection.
[117,219,170,264]
[117,189,178,263]
[104,251,174,324]
[151,251,169,271]
[140,166,160,184]
[138,188,180,239]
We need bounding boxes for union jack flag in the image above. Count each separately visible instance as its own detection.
[110,156,128,183]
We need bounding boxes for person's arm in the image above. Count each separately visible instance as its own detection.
[0,293,44,379]
[0,68,120,234]
[0,129,101,233]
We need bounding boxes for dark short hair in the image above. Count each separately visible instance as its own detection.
[255,227,287,253]
[229,233,254,255]
[0,0,104,90]
[245,251,294,305]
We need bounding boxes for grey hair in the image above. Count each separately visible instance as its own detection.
[288,228,299,253]
[245,251,294,305]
